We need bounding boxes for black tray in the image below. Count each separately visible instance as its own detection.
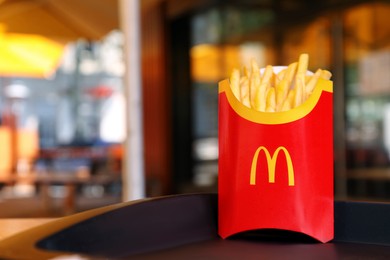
[1,193,390,259]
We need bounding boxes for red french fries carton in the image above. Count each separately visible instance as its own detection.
[218,70,333,243]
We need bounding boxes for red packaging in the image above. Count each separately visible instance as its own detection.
[218,73,333,243]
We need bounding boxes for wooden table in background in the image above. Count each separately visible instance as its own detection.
[0,218,55,241]
[0,172,121,214]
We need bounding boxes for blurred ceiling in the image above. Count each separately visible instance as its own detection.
[220,0,389,23]
[0,0,119,42]
[0,0,201,41]
[162,0,388,20]
[0,0,382,42]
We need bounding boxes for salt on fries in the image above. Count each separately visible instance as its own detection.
[229,54,332,112]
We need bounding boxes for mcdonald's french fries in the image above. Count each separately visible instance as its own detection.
[229,54,332,112]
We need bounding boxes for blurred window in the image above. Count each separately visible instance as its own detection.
[189,2,390,200]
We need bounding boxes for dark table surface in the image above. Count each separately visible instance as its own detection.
[2,193,390,259]
[135,239,390,260]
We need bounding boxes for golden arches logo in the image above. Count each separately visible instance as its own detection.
[250,146,295,186]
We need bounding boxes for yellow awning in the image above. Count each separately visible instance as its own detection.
[0,31,64,78]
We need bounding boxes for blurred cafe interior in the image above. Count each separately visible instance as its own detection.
[0,0,389,217]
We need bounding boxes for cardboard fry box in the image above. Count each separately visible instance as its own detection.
[218,71,333,243]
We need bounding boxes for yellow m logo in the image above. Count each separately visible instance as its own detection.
[250,146,295,186]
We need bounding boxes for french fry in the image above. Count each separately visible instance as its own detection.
[240,76,251,108]
[249,59,261,108]
[228,53,331,112]
[297,54,309,75]
[266,107,276,112]
[230,68,241,100]
[320,70,332,80]
[281,89,295,112]
[243,66,251,78]
[253,65,273,111]
[261,65,274,88]
[277,69,287,82]
[294,77,304,107]
[305,69,322,97]
[275,68,285,86]
[280,100,291,112]
[283,62,298,89]
[304,69,333,100]
[265,87,276,112]
[296,54,309,101]
[275,79,289,112]
[253,83,267,111]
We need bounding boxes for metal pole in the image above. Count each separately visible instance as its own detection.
[119,0,145,200]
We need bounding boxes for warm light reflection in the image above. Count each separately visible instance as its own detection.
[190,43,265,83]
[190,44,226,82]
